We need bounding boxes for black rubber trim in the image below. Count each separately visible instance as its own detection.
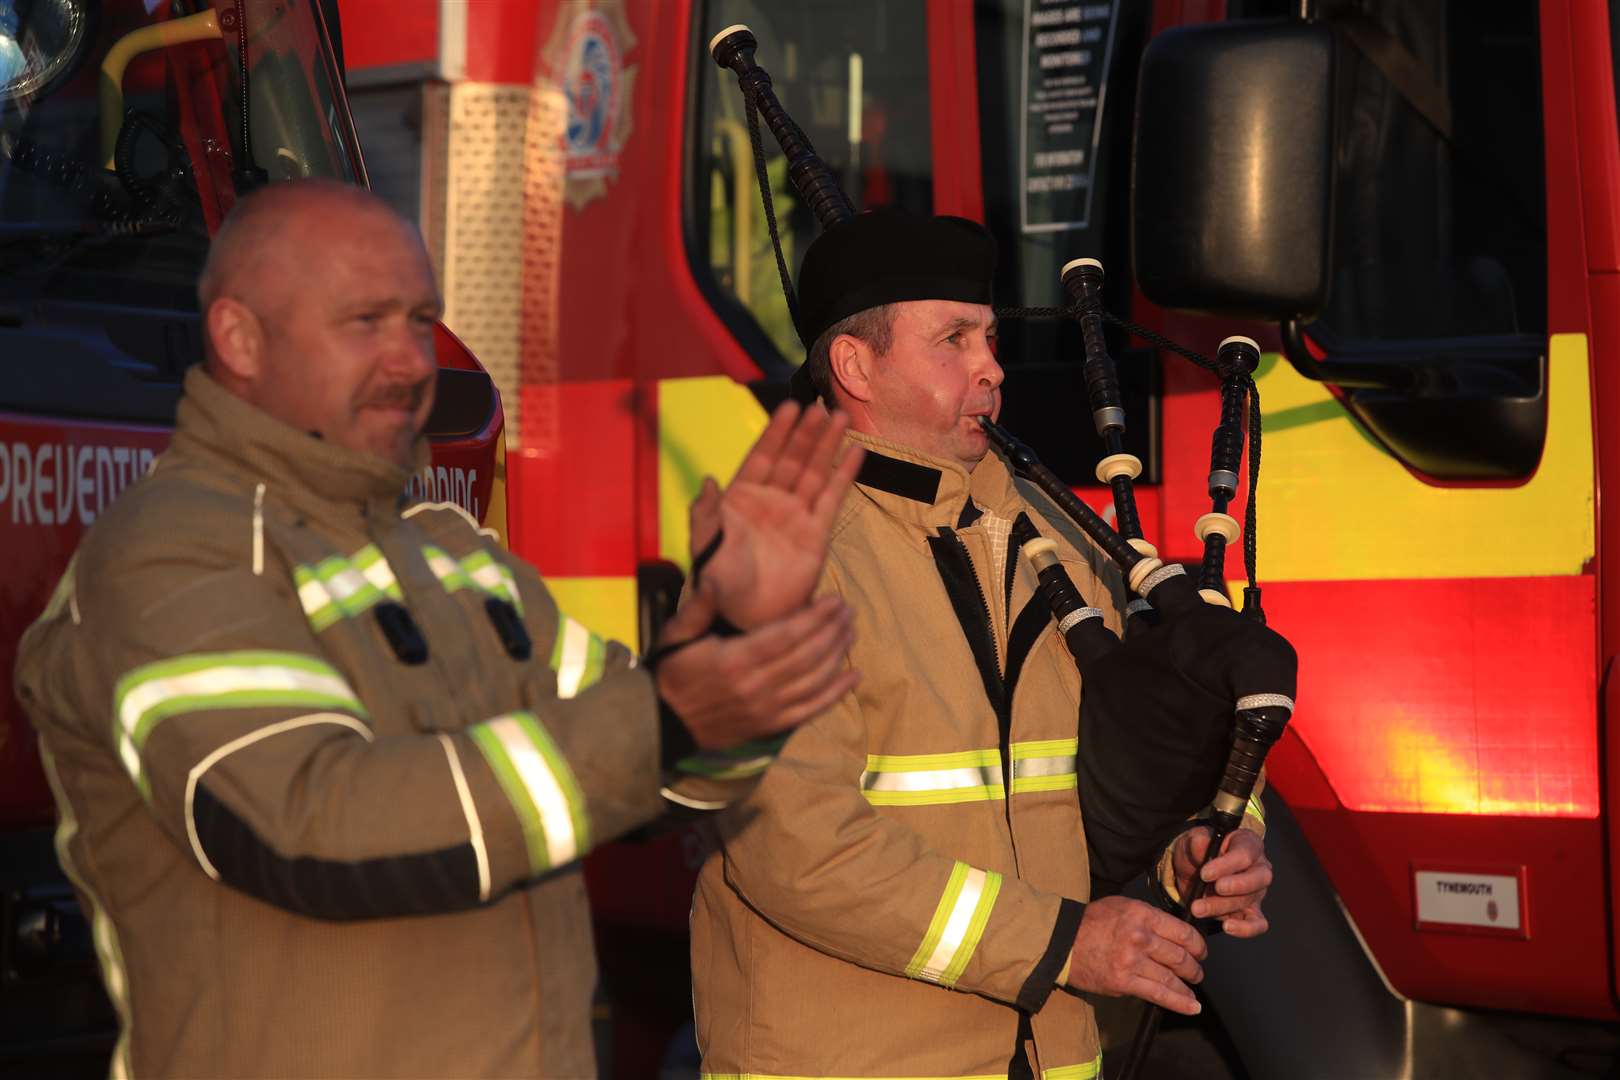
[856,451,942,505]
[926,531,1004,717]
[1003,598,1055,705]
[958,499,983,528]
[1009,1011,1036,1079]
[191,783,481,920]
[1003,514,1063,716]
[658,696,700,773]
[1017,897,1086,1013]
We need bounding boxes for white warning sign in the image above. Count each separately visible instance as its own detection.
[1020,0,1118,233]
[1414,869,1524,934]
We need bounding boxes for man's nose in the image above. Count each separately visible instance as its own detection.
[382,321,438,383]
[973,339,1004,390]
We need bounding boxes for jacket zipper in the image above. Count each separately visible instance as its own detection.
[949,532,1016,831]
[952,532,1002,675]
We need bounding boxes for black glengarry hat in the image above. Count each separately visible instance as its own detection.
[790,209,996,401]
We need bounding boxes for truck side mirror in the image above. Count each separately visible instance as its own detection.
[1131,20,1336,322]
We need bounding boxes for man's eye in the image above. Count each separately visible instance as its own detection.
[945,331,963,345]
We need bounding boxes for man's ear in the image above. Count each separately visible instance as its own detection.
[205,298,265,382]
[828,334,875,404]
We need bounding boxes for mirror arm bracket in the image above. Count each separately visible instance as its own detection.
[1279,317,1415,392]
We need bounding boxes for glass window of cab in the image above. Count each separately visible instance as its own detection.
[0,0,361,316]
[690,0,933,376]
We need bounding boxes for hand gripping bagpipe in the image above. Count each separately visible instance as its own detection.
[711,25,1297,1073]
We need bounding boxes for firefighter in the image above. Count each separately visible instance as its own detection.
[12,180,864,1079]
[690,210,1273,1078]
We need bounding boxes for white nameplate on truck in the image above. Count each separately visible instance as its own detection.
[1412,866,1527,938]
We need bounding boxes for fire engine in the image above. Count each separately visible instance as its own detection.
[0,0,507,1070]
[330,0,1620,1076]
[6,0,1620,1077]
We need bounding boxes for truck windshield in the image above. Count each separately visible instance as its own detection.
[0,0,362,312]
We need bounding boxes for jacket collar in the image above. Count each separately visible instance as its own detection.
[171,366,428,524]
[848,429,1024,532]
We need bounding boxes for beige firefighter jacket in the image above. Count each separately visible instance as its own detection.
[694,431,1136,1080]
[14,368,668,1079]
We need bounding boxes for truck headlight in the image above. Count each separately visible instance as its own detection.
[0,0,90,104]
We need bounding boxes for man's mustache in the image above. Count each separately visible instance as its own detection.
[358,380,431,411]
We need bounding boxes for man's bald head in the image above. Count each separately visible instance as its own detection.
[198,180,418,339]
[197,179,443,468]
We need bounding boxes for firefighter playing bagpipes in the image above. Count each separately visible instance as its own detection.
[689,208,1274,1078]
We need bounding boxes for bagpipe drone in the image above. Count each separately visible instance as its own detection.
[710,24,1298,1074]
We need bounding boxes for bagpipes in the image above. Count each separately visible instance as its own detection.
[711,24,1297,1074]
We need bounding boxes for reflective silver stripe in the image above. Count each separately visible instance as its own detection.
[117,660,357,745]
[423,547,469,590]
[324,566,372,607]
[353,547,402,598]
[1010,738,1078,793]
[39,745,135,1080]
[861,765,1001,793]
[112,652,364,795]
[905,862,1002,988]
[295,547,403,630]
[475,713,583,869]
[1057,607,1104,634]
[296,577,331,616]
[1139,562,1187,596]
[920,866,987,981]
[554,617,594,698]
[861,750,1004,805]
[466,562,504,593]
[438,734,492,902]
[1012,755,1077,780]
[1237,692,1295,713]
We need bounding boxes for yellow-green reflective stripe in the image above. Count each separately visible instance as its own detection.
[862,749,1004,805]
[423,545,472,592]
[701,1075,1005,1079]
[351,544,404,601]
[1011,738,1077,759]
[461,549,523,614]
[1247,792,1266,824]
[1044,1055,1104,1080]
[469,711,590,873]
[295,547,402,630]
[112,651,363,794]
[1010,738,1077,794]
[676,735,788,780]
[907,861,1000,986]
[941,869,1000,987]
[39,745,135,1080]
[550,614,606,698]
[865,785,1005,806]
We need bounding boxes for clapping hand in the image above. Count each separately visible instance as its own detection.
[687,401,864,630]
